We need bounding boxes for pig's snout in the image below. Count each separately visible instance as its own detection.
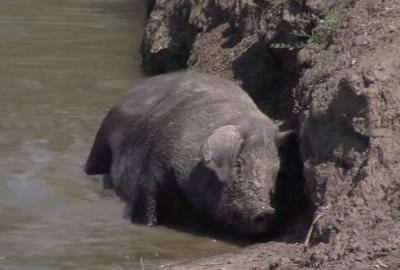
[250,207,275,227]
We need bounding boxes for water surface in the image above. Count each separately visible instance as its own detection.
[0,1,238,269]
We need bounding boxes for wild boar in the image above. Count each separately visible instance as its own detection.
[85,71,289,235]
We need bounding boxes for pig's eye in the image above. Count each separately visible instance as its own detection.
[233,160,244,179]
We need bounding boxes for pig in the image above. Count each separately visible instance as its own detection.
[85,71,289,235]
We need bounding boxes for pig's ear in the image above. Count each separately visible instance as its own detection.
[201,125,244,183]
[275,130,295,148]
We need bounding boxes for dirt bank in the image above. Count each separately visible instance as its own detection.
[141,0,400,269]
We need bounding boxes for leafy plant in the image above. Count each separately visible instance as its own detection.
[269,6,345,50]
[308,7,345,45]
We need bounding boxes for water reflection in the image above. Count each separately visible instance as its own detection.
[0,1,238,269]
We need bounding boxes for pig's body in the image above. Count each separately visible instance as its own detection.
[85,71,283,235]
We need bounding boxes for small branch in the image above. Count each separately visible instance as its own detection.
[140,257,145,270]
[304,203,331,250]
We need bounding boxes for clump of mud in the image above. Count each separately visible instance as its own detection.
[142,0,400,269]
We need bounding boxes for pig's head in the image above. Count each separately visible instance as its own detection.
[200,118,291,235]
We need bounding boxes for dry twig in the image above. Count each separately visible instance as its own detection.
[140,257,145,270]
[304,203,331,250]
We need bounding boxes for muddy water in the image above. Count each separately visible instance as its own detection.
[0,1,238,269]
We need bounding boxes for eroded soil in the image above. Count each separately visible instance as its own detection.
[141,0,400,269]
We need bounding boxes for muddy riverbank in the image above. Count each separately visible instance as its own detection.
[141,0,400,269]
